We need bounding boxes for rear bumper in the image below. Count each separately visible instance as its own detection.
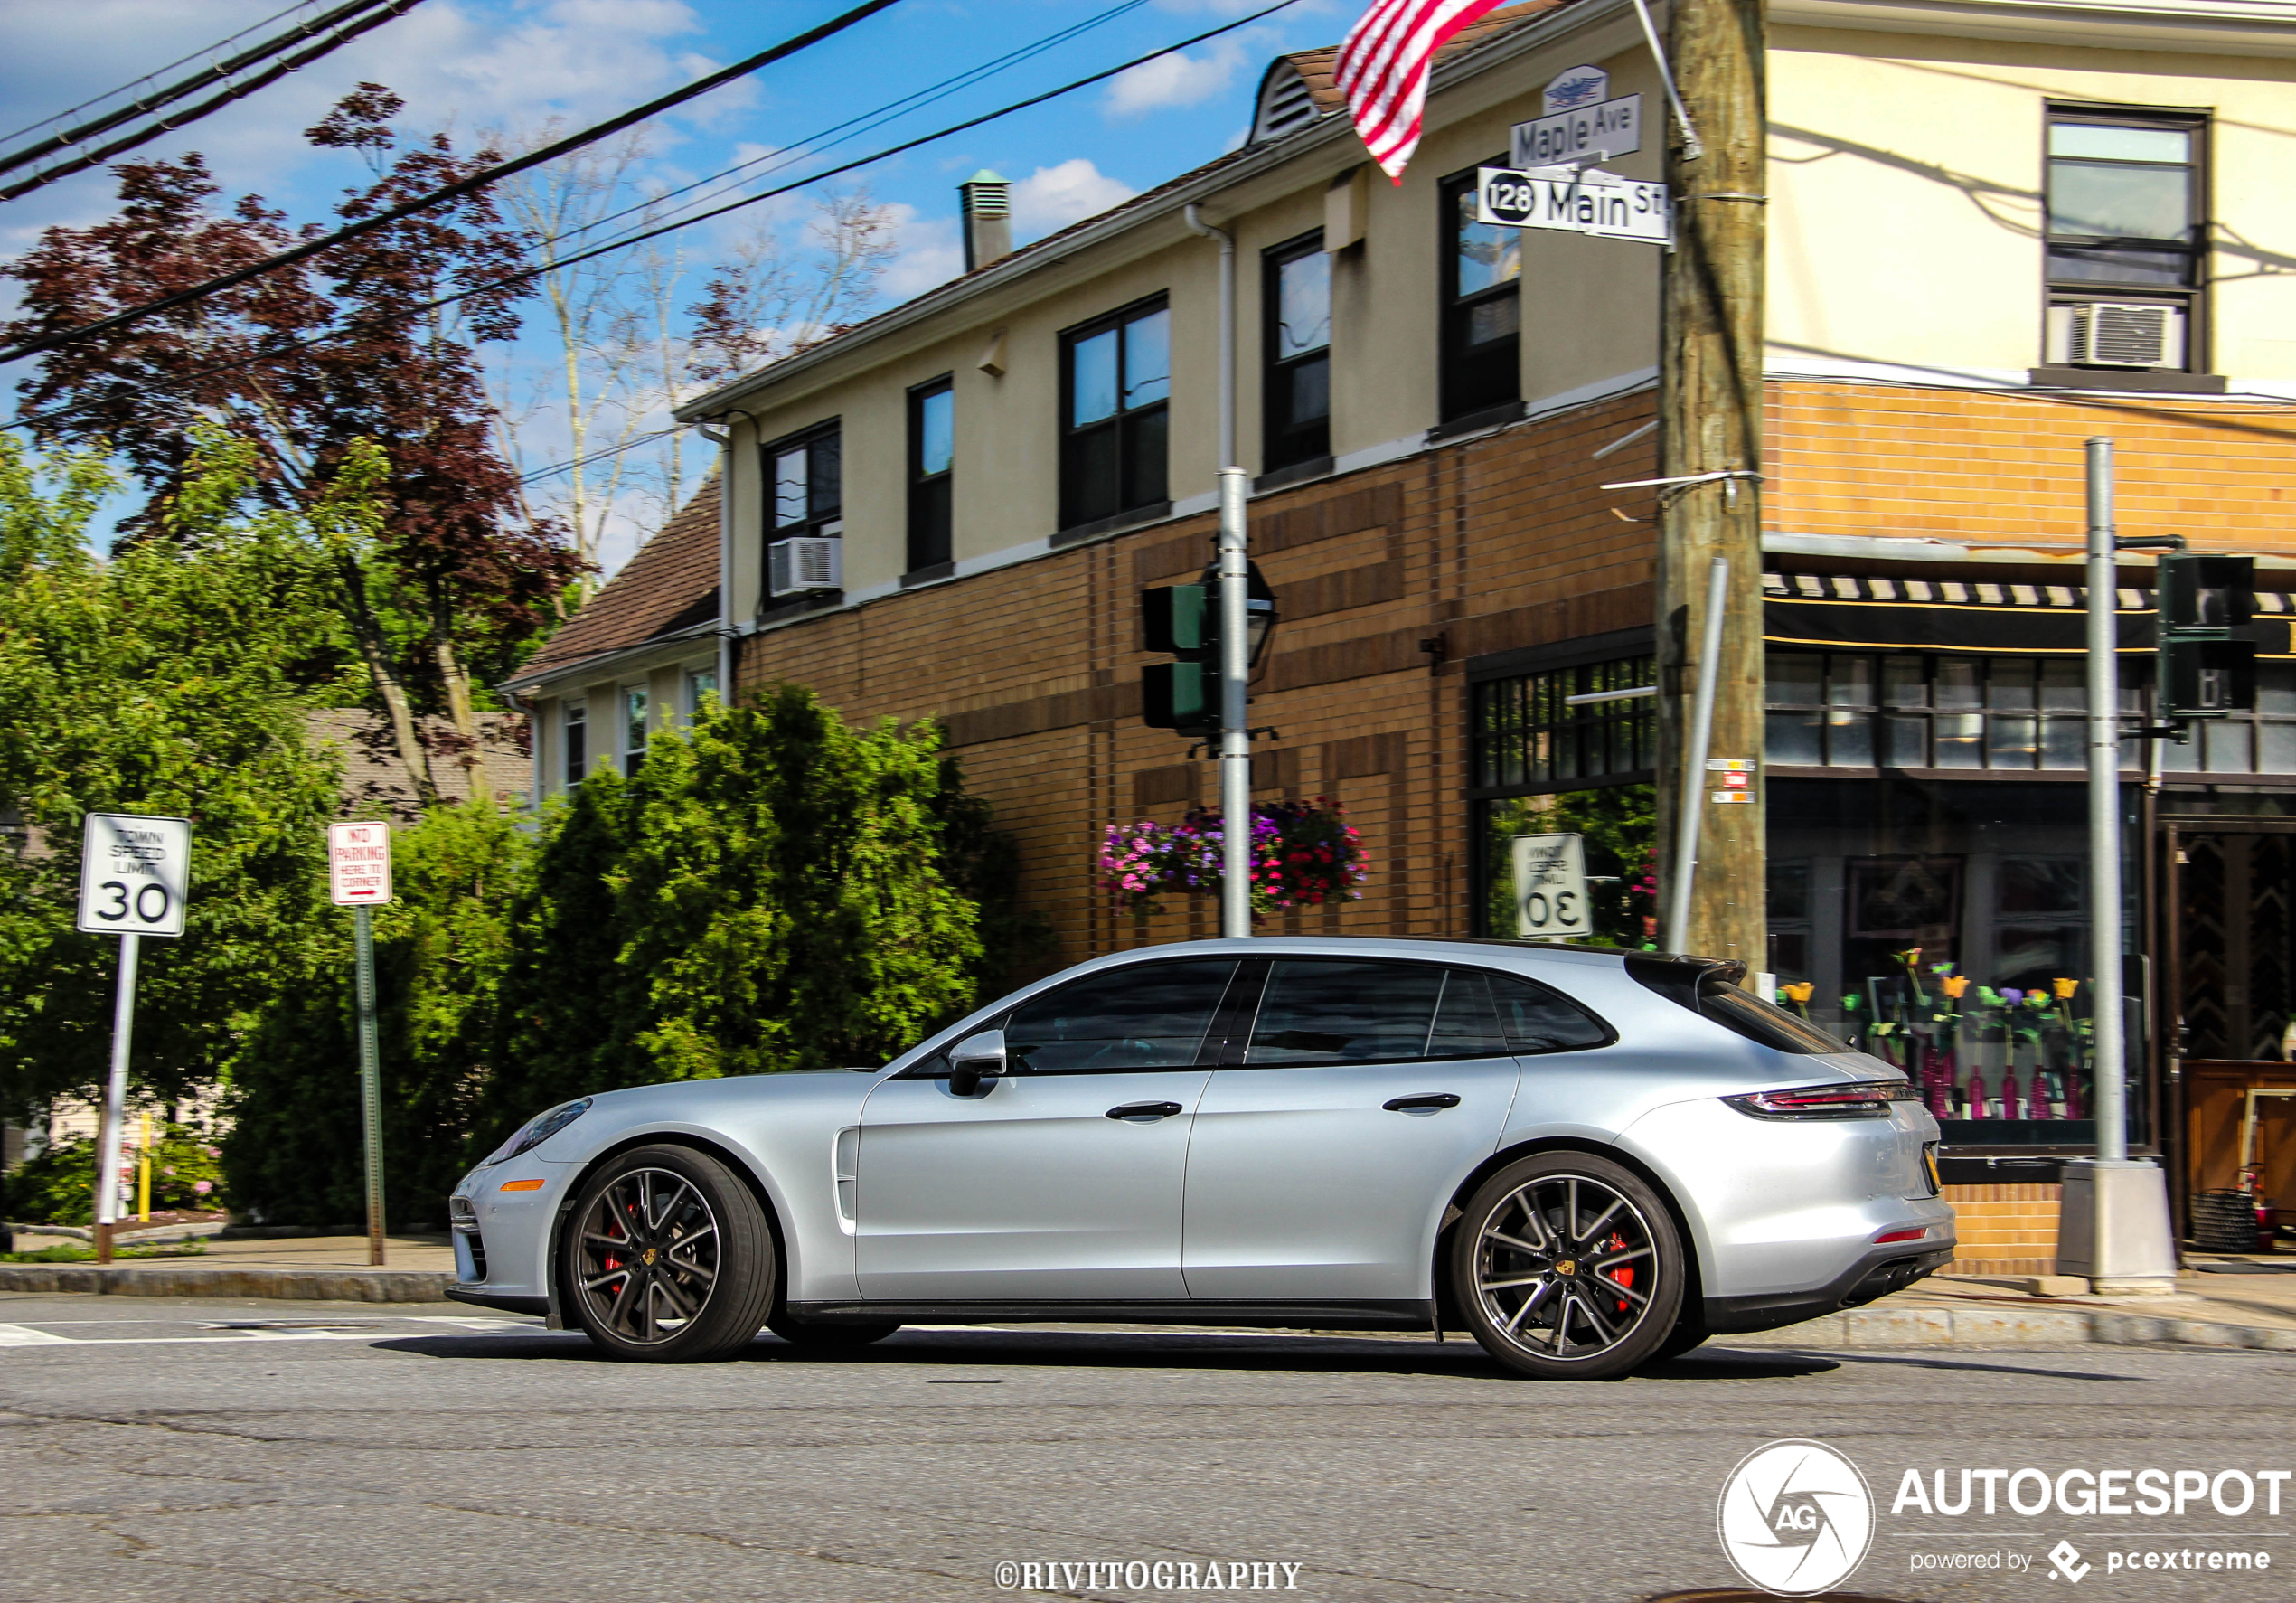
[1702,1241,1955,1335]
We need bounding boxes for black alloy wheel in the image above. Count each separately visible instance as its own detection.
[1451,1150,1685,1381]
[567,1145,775,1362]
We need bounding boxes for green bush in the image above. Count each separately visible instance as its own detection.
[3,1124,223,1224]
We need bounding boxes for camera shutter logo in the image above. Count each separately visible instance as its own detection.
[1716,1439,1874,1596]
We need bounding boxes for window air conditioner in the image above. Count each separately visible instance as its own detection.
[2051,300,2181,369]
[768,535,841,597]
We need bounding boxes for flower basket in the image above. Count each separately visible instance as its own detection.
[1100,797,1369,919]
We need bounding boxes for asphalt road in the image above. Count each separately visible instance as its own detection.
[3,1294,2292,1603]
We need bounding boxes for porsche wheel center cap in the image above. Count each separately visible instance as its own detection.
[1554,1259,1576,1277]
[641,1248,659,1267]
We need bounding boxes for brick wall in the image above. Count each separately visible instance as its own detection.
[1937,1182,2062,1278]
[734,390,1661,975]
[1767,382,2296,552]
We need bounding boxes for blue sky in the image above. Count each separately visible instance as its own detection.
[2,0,1361,569]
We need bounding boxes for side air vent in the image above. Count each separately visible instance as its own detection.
[2047,300,2182,369]
[1251,61,1322,144]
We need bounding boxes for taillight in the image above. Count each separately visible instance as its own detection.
[1723,1080,1918,1120]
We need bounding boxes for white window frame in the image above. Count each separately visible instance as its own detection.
[622,684,650,775]
[562,700,588,788]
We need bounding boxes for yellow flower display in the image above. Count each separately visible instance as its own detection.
[2053,976,2077,999]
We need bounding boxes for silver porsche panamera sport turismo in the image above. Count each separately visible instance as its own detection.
[446,937,1954,1381]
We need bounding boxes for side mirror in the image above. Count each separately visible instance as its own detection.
[946,1030,1007,1097]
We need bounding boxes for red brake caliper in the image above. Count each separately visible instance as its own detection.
[1605,1231,1633,1314]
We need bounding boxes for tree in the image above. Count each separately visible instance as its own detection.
[3,85,583,806]
[224,797,528,1228]
[0,432,353,1120]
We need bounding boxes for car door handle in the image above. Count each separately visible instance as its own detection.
[1106,1100,1185,1121]
[1383,1093,1463,1112]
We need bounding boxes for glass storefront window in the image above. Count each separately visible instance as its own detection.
[1764,651,2296,774]
[1471,655,1658,947]
[1767,777,2144,1152]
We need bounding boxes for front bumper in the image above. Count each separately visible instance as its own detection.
[443,1284,550,1317]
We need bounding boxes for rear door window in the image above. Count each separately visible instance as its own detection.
[1243,960,1445,1064]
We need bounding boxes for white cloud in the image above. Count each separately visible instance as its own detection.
[878,203,963,300]
[1010,159,1136,238]
[1104,37,1254,118]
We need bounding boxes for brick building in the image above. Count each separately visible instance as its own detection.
[506,0,2296,1248]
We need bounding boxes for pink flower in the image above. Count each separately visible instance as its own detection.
[193,1180,213,1195]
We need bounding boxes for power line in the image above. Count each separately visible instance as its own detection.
[0,0,407,178]
[5,0,1303,437]
[0,0,909,366]
[530,0,1153,267]
[1,0,343,147]
[0,0,428,204]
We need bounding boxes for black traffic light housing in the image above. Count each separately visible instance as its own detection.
[2156,553,2256,719]
[1139,563,1277,736]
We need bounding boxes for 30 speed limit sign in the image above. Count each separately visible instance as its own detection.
[76,813,193,938]
[1510,832,1591,939]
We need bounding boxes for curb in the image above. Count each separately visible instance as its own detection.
[0,1264,454,1302]
[1726,1303,2296,1352]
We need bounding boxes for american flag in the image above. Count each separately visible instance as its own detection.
[1333,0,1512,182]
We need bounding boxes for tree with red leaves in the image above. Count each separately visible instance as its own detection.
[4,84,583,806]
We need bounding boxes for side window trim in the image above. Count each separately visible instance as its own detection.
[998,957,1242,1077]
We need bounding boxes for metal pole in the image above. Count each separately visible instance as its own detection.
[354,903,387,1266]
[1666,556,1729,949]
[2086,438,2127,1163]
[92,931,139,1266]
[1218,465,1252,938]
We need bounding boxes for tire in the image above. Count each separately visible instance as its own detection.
[1649,1316,1709,1364]
[767,1317,902,1350]
[1450,1150,1686,1381]
[565,1144,775,1363]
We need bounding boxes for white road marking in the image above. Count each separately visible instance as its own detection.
[0,1323,74,1346]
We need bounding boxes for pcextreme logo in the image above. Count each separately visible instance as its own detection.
[1717,1439,1877,1596]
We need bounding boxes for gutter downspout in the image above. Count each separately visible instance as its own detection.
[701,425,733,702]
[1183,203,1236,472]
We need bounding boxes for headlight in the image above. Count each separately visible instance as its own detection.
[1723,1080,1918,1121]
[483,1098,591,1165]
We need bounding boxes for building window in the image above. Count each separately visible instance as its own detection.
[2043,109,2207,372]
[1440,161,1520,422]
[1470,655,1657,946]
[908,376,955,573]
[1764,652,2167,771]
[623,686,649,775]
[766,423,842,541]
[1059,296,1169,529]
[1263,232,1331,472]
[1473,655,1656,794]
[685,665,718,721]
[562,701,587,786]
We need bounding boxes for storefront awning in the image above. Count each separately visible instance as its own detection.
[1763,572,2296,656]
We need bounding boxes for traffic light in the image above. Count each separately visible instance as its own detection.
[1141,580,1218,735]
[2157,553,2255,719]
[1139,565,1279,736]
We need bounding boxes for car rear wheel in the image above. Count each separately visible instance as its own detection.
[1451,1151,1684,1381]
[566,1145,774,1362]
[767,1317,901,1349]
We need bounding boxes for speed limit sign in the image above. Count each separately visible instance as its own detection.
[1510,833,1591,939]
[76,813,192,938]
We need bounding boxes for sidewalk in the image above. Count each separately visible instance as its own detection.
[0,1233,457,1302]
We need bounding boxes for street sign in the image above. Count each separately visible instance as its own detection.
[76,813,192,938]
[328,821,395,906]
[1512,92,1642,169]
[1511,833,1592,939]
[1708,757,1758,805]
[1477,165,1670,244]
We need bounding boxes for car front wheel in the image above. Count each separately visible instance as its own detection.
[566,1145,775,1362]
[1451,1151,1685,1381]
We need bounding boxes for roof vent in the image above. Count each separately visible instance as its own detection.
[1251,61,1322,145]
[960,170,1012,272]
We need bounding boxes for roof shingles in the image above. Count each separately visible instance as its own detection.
[518,475,720,684]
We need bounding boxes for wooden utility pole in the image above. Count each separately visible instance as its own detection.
[1655,0,1766,965]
